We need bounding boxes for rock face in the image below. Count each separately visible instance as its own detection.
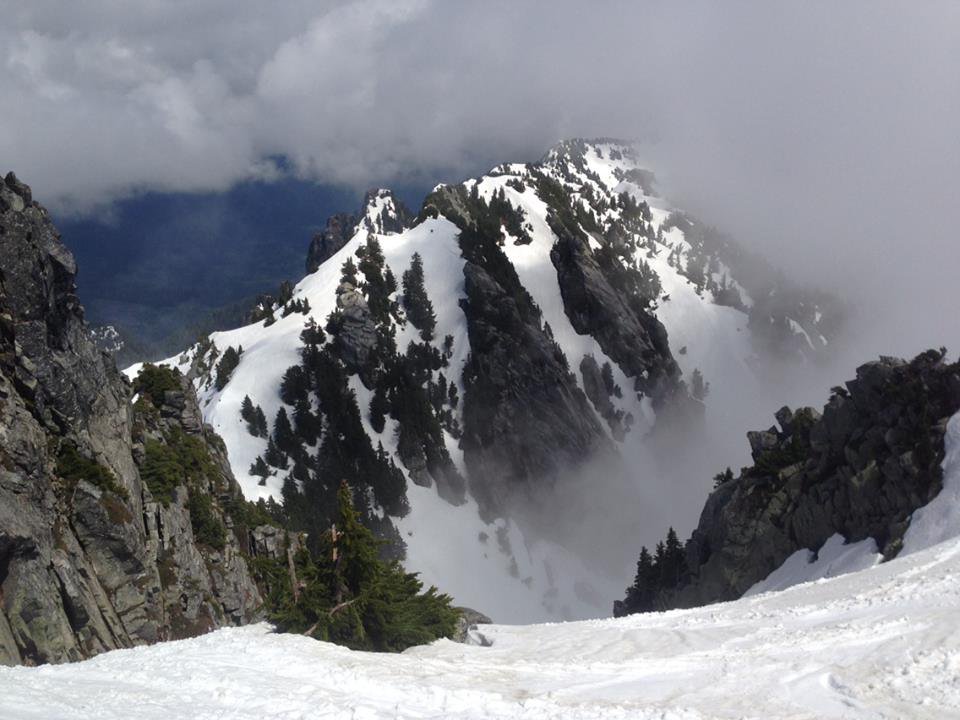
[306,213,359,275]
[458,259,612,514]
[0,173,266,666]
[616,350,960,614]
[306,189,412,274]
[551,223,681,408]
[333,281,378,372]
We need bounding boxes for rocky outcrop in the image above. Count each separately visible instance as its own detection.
[452,606,492,645]
[551,223,683,409]
[306,213,359,275]
[333,280,378,372]
[306,189,412,274]
[580,355,626,441]
[459,260,611,514]
[0,173,264,666]
[617,350,960,614]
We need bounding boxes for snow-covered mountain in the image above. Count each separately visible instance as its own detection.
[129,139,838,623]
[3,410,958,718]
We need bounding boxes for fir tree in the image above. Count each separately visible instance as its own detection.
[300,317,326,347]
[369,385,389,434]
[280,365,310,405]
[214,345,242,391]
[384,266,397,295]
[294,397,320,446]
[240,395,257,435]
[273,407,298,456]
[402,253,436,341]
[254,405,269,438]
[660,527,687,590]
[713,467,735,488]
[264,437,287,469]
[268,481,458,652]
[340,257,358,285]
[249,456,269,480]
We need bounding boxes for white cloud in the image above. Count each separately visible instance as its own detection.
[1,1,959,357]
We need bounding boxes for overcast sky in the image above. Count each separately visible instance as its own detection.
[3,0,958,355]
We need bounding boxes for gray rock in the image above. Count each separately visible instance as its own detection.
[458,261,612,515]
[653,351,960,612]
[452,607,492,645]
[0,174,262,665]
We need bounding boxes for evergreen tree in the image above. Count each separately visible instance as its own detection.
[294,397,320,446]
[357,237,392,324]
[214,345,242,391]
[713,467,735,488]
[369,385,389,434]
[240,395,258,436]
[660,527,687,590]
[264,437,287,469]
[280,365,310,405]
[249,456,269,480]
[402,253,436,341]
[254,406,269,438]
[273,407,298,456]
[300,317,326,347]
[384,266,397,295]
[340,257,358,285]
[268,481,458,652]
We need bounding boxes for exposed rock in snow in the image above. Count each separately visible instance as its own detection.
[618,350,960,614]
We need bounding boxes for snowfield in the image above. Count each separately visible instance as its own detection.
[2,412,958,719]
[2,533,958,719]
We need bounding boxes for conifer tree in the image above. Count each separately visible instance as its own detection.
[268,481,458,652]
[214,345,242,391]
[273,407,298,456]
[713,467,735,488]
[369,385,389,434]
[294,397,320,446]
[300,317,326,347]
[254,405,268,438]
[402,253,436,341]
[341,257,358,285]
[249,455,269,479]
[240,395,258,435]
[280,365,310,405]
[264,437,287,469]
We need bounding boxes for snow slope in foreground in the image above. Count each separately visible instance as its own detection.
[4,412,958,718]
[3,533,959,719]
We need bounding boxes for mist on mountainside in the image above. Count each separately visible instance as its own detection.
[3,1,957,618]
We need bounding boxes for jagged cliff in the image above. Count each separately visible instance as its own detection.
[0,173,273,665]
[616,349,960,615]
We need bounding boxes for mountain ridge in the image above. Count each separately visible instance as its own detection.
[140,139,841,621]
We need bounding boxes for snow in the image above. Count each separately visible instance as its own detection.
[5,411,960,717]
[901,410,960,555]
[4,530,960,719]
[744,534,881,597]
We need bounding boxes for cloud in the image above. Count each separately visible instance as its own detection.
[2,0,958,354]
